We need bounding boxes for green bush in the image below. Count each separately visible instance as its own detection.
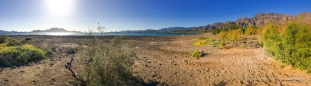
[260,22,311,71]
[0,44,47,67]
[212,41,224,49]
[0,34,8,44]
[6,39,24,46]
[212,28,222,35]
[190,49,203,59]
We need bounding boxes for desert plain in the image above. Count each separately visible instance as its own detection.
[0,33,311,86]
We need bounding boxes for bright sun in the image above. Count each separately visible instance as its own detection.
[44,0,75,17]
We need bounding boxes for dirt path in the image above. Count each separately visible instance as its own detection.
[0,35,311,86]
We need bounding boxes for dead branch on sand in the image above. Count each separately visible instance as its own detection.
[65,57,78,80]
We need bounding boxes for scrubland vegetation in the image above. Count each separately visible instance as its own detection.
[206,20,311,72]
[0,35,47,68]
[260,22,311,72]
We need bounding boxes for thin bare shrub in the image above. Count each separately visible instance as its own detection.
[76,24,144,86]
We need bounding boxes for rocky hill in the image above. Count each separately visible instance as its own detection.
[160,12,311,31]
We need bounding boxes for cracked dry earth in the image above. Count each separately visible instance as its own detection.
[0,34,311,86]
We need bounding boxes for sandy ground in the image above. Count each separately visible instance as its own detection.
[1,33,311,86]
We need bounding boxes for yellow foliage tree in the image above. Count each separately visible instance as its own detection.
[228,29,242,42]
[219,31,228,41]
[245,26,259,36]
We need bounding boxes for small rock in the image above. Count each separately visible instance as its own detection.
[4,79,8,82]
[205,68,210,71]
[184,60,189,63]
[240,80,248,84]
[51,78,56,81]
[152,74,159,78]
[52,48,57,52]
[133,74,137,77]
[19,70,25,73]
[50,63,54,66]
[31,80,37,84]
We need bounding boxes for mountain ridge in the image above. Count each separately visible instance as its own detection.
[160,12,311,31]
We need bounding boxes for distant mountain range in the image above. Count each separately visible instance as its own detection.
[158,12,311,31]
[32,27,81,32]
[0,30,18,33]
[0,27,81,33]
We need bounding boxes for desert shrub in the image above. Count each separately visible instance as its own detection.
[245,26,259,36]
[6,39,24,46]
[260,24,281,50]
[0,44,47,67]
[77,25,143,86]
[193,37,215,46]
[192,37,225,49]
[239,44,246,49]
[260,22,311,71]
[227,29,242,42]
[0,34,8,44]
[219,31,228,41]
[189,49,203,59]
[212,41,224,49]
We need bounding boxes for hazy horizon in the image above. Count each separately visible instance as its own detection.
[1,0,311,32]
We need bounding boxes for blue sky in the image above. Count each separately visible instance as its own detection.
[0,0,311,32]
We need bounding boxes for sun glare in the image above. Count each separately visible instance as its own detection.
[44,0,75,17]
